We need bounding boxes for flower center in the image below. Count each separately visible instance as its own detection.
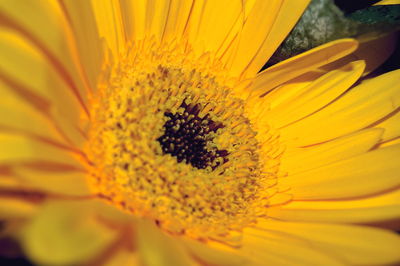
[86,40,271,239]
[157,101,228,170]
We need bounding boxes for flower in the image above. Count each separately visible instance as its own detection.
[1,0,400,265]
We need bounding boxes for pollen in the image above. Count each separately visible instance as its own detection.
[85,39,280,240]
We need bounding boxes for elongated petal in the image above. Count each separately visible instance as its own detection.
[146,0,172,41]
[321,31,398,76]
[281,144,400,200]
[266,60,365,128]
[228,0,282,77]
[22,201,117,266]
[375,0,400,5]
[267,188,400,225]
[59,0,103,90]
[119,0,147,41]
[251,39,358,94]
[0,198,37,219]
[0,30,86,146]
[136,219,195,266]
[240,0,310,78]
[162,0,194,42]
[0,0,89,105]
[0,131,89,196]
[280,70,400,146]
[90,0,126,56]
[280,128,383,174]
[241,227,342,265]
[0,81,64,144]
[379,137,400,148]
[255,220,400,265]
[13,166,90,196]
[103,250,140,266]
[375,110,400,143]
[182,238,249,266]
[190,0,243,55]
[0,134,78,165]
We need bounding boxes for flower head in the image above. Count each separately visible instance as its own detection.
[0,1,399,265]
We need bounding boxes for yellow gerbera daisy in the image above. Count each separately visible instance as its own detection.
[1,1,400,265]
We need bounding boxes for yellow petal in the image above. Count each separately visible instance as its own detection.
[119,0,147,41]
[187,0,259,62]
[185,0,208,53]
[60,0,103,90]
[251,39,358,95]
[0,0,64,56]
[0,132,89,196]
[13,165,90,196]
[228,0,283,77]
[146,0,172,41]
[190,0,242,55]
[0,198,37,219]
[375,109,400,143]
[21,201,117,266]
[321,31,398,76]
[136,219,195,266]
[280,128,383,174]
[374,0,400,5]
[0,175,20,189]
[267,192,293,206]
[0,29,86,146]
[182,238,249,266]
[162,0,194,43]
[0,0,89,106]
[267,60,365,128]
[0,133,79,165]
[281,144,400,200]
[379,137,400,148]
[269,206,400,228]
[280,69,400,146]
[255,220,400,265]
[245,72,320,116]
[104,250,140,266]
[240,0,311,79]
[90,0,126,56]
[0,81,64,144]
[241,227,342,265]
[267,188,400,225]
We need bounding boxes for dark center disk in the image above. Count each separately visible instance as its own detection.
[157,102,228,170]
